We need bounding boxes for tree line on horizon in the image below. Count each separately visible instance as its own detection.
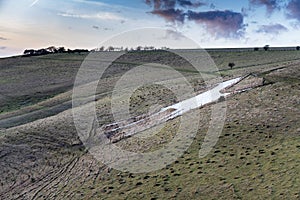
[23,46,89,57]
[23,45,300,57]
[91,46,169,52]
[22,45,170,57]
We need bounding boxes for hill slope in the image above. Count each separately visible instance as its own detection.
[0,50,299,199]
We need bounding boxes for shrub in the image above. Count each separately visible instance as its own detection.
[228,62,235,69]
[263,45,270,51]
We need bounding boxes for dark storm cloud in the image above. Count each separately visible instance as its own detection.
[145,0,245,38]
[145,0,175,10]
[187,10,245,38]
[257,23,288,34]
[177,0,206,8]
[145,0,204,22]
[145,0,185,23]
[249,0,280,14]
[150,8,185,23]
[286,0,300,21]
[145,0,204,9]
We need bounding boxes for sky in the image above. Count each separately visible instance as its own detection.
[1,0,300,57]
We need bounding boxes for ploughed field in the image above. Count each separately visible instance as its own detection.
[0,50,299,199]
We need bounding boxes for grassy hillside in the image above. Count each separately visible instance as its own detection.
[0,50,299,199]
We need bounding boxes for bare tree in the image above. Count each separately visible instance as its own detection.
[136,46,142,51]
[57,47,66,53]
[99,46,105,51]
[107,46,114,51]
[46,46,57,53]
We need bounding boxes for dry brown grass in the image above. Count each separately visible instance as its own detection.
[0,50,299,199]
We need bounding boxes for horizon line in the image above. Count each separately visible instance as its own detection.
[1,45,300,59]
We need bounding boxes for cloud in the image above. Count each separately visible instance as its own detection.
[92,25,99,29]
[210,3,216,9]
[286,0,300,21]
[164,29,185,40]
[145,0,204,9]
[241,7,250,17]
[72,0,107,7]
[177,0,206,8]
[0,36,8,40]
[29,0,39,7]
[249,0,280,14]
[58,12,124,21]
[103,27,113,31]
[145,0,174,10]
[145,0,204,23]
[150,9,185,23]
[257,23,288,35]
[145,0,245,38]
[187,10,245,38]
[0,46,6,50]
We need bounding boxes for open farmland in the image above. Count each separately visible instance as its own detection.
[0,49,299,199]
